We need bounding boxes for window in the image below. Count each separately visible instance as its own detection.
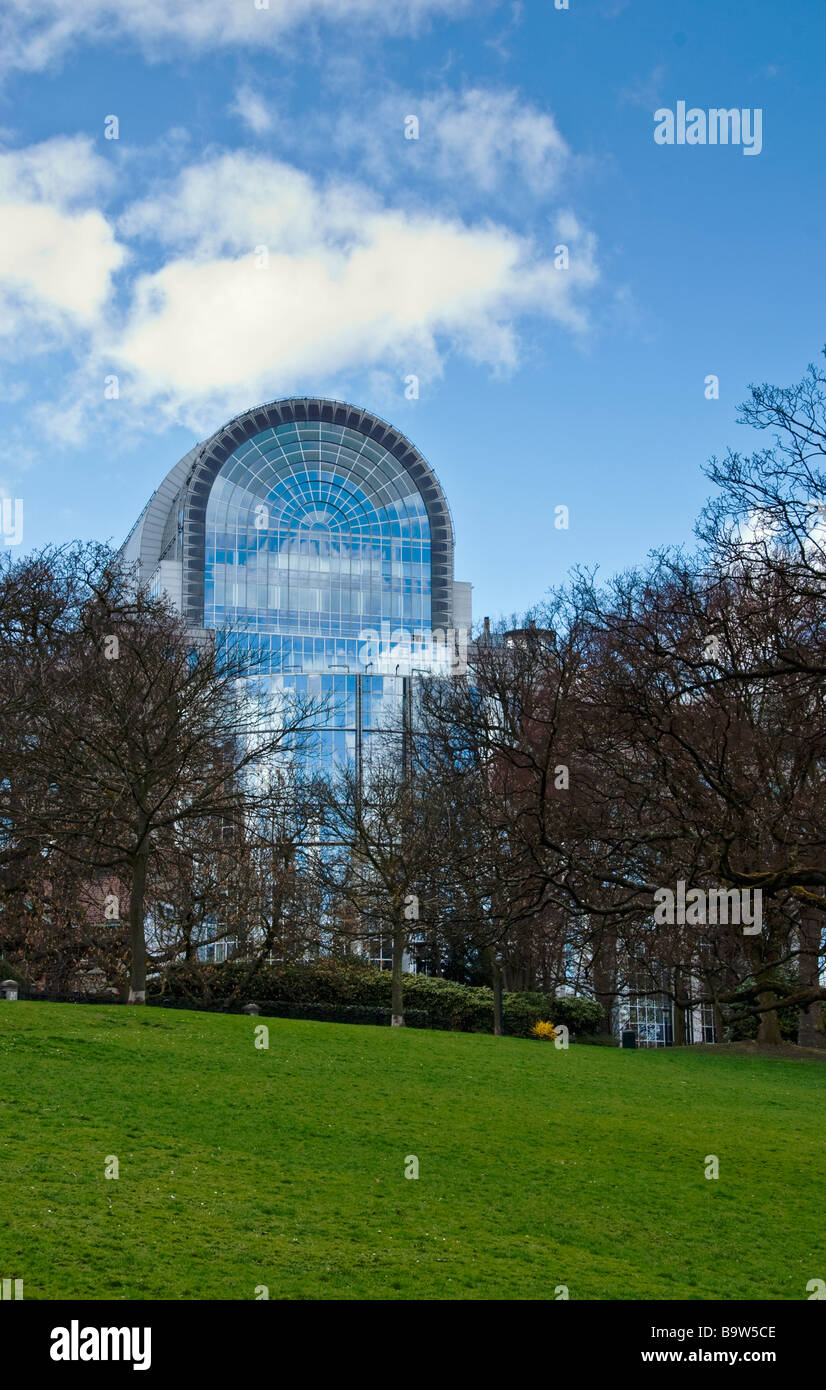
[202,420,436,775]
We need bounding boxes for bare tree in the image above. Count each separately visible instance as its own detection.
[317,752,444,1026]
[1,545,325,1002]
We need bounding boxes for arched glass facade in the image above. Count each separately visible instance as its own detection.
[201,416,438,767]
[204,419,432,654]
[123,398,460,773]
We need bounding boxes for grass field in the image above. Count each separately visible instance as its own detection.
[1,1002,823,1300]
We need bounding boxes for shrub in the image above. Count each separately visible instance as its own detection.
[150,958,603,1037]
[152,998,431,1028]
[530,1020,560,1041]
[246,1001,432,1028]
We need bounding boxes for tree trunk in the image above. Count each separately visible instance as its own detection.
[798,999,826,1049]
[756,991,782,1045]
[391,924,405,1027]
[591,929,617,1035]
[797,914,826,1048]
[747,928,782,1046]
[672,970,686,1045]
[672,1001,686,1045]
[489,946,503,1036]
[713,1002,726,1044]
[127,851,148,1005]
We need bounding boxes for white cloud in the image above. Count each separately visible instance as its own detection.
[420,87,569,193]
[1,141,598,438]
[0,136,124,345]
[0,0,474,74]
[107,153,598,428]
[229,86,275,136]
[338,86,570,195]
[0,133,112,205]
[119,156,364,255]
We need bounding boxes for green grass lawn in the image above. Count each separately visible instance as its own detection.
[1,1002,823,1300]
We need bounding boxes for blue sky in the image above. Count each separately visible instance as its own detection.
[0,0,824,621]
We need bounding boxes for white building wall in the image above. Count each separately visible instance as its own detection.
[150,559,183,612]
[453,580,473,633]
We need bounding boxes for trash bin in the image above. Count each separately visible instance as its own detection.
[0,980,19,1001]
[621,1029,636,1049]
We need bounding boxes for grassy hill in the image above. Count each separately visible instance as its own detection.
[1,1002,823,1300]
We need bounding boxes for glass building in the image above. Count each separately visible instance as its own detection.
[123,397,472,773]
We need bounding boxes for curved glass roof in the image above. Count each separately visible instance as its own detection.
[204,419,432,640]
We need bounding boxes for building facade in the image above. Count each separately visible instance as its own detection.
[123,397,472,772]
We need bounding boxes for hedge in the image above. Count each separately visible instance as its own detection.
[149,958,604,1038]
[153,998,433,1028]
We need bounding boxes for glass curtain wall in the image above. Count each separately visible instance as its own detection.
[203,418,434,768]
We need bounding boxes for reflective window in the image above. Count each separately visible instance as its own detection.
[203,419,436,765]
[205,420,431,643]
